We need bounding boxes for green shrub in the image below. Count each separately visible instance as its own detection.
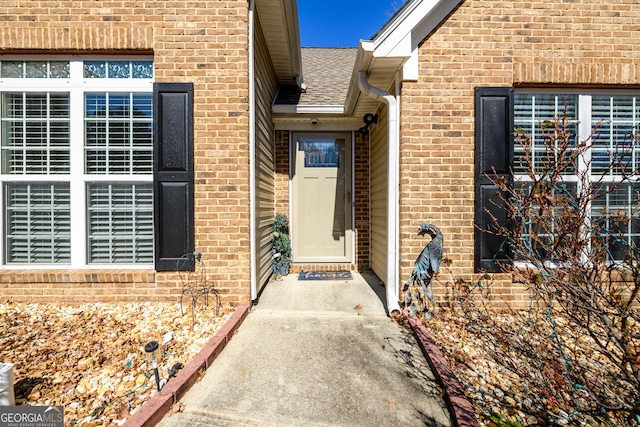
[272,214,291,277]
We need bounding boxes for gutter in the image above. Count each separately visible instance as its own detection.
[357,71,402,315]
[249,0,257,301]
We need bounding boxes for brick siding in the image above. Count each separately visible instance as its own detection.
[3,0,639,307]
[353,131,371,270]
[274,130,290,216]
[400,0,640,308]
[0,1,251,305]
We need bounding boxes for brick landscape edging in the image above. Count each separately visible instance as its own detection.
[123,305,250,427]
[407,315,480,427]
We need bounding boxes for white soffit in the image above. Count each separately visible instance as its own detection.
[273,117,361,131]
[271,104,345,114]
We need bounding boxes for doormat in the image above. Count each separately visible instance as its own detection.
[298,270,353,281]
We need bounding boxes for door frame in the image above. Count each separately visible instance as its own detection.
[290,131,354,263]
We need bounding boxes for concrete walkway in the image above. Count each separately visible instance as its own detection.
[157,270,452,427]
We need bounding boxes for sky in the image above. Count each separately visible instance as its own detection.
[297,0,405,48]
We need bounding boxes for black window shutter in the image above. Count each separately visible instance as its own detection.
[474,87,514,272]
[153,83,194,271]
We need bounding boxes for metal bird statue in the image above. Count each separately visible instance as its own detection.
[402,223,444,319]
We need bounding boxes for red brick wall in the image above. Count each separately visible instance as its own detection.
[400,0,640,307]
[274,130,290,216]
[0,1,251,305]
[353,131,370,270]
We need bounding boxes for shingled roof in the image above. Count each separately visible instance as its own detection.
[274,47,357,108]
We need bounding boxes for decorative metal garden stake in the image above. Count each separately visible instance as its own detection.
[402,223,443,318]
[144,340,161,391]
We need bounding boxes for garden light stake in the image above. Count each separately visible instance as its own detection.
[144,340,161,391]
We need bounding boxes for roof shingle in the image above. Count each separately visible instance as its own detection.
[274,47,357,107]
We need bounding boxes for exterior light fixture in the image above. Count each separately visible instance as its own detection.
[358,113,378,136]
[144,340,162,391]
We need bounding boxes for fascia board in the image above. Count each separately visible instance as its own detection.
[358,41,376,70]
[402,53,419,81]
[344,43,374,116]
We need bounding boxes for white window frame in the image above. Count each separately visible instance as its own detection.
[0,55,154,269]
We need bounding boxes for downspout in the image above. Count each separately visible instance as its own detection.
[248,0,257,301]
[357,71,402,315]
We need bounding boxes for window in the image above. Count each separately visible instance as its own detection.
[514,92,640,262]
[0,57,154,267]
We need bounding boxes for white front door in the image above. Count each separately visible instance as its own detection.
[292,133,352,263]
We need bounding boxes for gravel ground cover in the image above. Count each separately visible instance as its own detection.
[0,301,232,426]
[423,310,637,427]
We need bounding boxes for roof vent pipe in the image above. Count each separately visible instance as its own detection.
[357,71,402,316]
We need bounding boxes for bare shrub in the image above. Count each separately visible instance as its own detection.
[442,110,640,425]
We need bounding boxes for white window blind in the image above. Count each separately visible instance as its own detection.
[591,183,640,260]
[1,92,70,174]
[5,182,70,263]
[87,183,153,264]
[84,93,153,174]
[591,95,640,176]
[514,92,640,261]
[514,93,579,175]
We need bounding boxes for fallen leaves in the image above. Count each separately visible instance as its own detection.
[423,310,638,427]
[0,301,232,426]
[169,402,184,415]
